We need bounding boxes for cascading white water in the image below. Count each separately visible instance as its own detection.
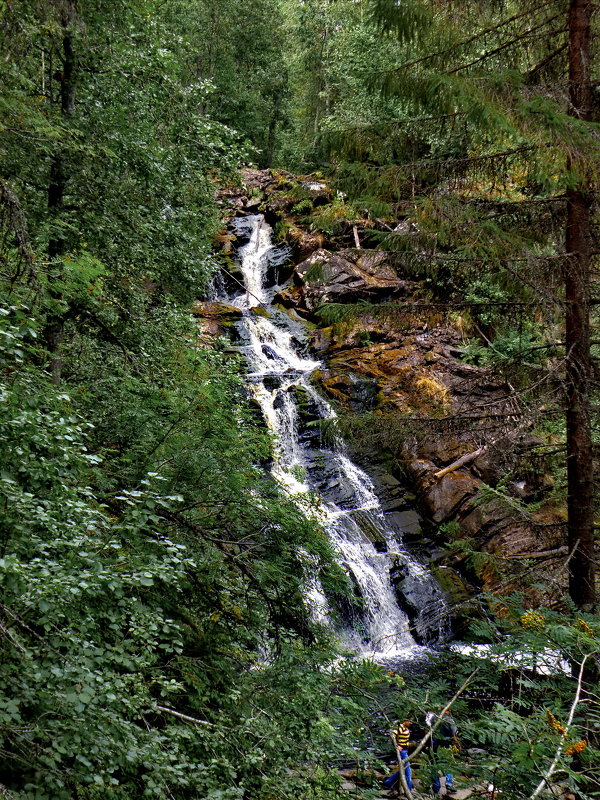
[226,214,447,659]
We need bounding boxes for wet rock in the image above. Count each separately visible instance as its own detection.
[303,451,355,507]
[316,370,378,411]
[356,462,413,513]
[262,374,283,391]
[261,344,283,361]
[249,305,271,318]
[389,555,451,645]
[385,509,422,538]
[287,385,324,446]
[431,566,477,635]
[190,300,243,319]
[350,509,388,548]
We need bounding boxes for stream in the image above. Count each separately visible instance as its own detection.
[220,214,449,662]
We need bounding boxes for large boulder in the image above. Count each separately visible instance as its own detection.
[420,470,481,523]
[190,301,243,340]
[284,223,328,260]
[292,248,415,311]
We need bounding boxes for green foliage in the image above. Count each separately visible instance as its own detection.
[0,4,365,796]
[159,0,290,167]
[436,520,461,540]
[0,292,357,797]
[1,0,249,304]
[2,1,600,797]
[462,328,543,368]
[465,277,513,328]
[387,598,600,798]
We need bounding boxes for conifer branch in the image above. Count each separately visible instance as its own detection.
[449,14,565,74]
[325,111,465,134]
[380,0,557,74]
[527,43,569,79]
[350,145,540,174]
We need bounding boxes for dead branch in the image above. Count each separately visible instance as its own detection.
[502,546,569,560]
[433,447,486,479]
[156,705,214,726]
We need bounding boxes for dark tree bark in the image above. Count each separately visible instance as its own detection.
[565,0,595,609]
[48,1,77,253]
[45,1,78,385]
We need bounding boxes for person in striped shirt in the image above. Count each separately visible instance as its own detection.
[383,718,414,791]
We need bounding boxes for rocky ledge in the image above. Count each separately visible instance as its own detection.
[276,248,419,312]
[212,168,567,612]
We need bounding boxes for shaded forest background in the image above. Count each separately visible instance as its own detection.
[0,1,599,798]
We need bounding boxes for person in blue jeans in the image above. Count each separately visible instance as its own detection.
[383,719,413,791]
[426,710,459,795]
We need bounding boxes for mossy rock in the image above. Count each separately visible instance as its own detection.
[189,301,243,320]
[431,565,477,634]
[250,306,271,318]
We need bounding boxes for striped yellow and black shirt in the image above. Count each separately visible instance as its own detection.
[394,724,410,748]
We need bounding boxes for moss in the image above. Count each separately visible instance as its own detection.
[303,261,325,283]
[415,376,450,407]
[250,306,271,318]
[431,565,472,604]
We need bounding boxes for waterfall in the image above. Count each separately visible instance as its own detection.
[222,214,448,660]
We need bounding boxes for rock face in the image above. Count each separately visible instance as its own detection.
[307,313,565,598]
[277,248,417,312]
[284,288,564,600]
[292,301,562,599]
[211,168,567,606]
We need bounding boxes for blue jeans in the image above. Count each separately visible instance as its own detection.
[431,739,453,794]
[383,749,413,790]
[432,772,453,794]
[387,749,413,790]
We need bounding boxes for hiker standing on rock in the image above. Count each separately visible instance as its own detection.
[426,709,460,796]
[384,718,414,792]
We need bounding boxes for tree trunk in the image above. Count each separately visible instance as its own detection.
[45,1,78,385]
[565,0,595,609]
[48,1,77,253]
